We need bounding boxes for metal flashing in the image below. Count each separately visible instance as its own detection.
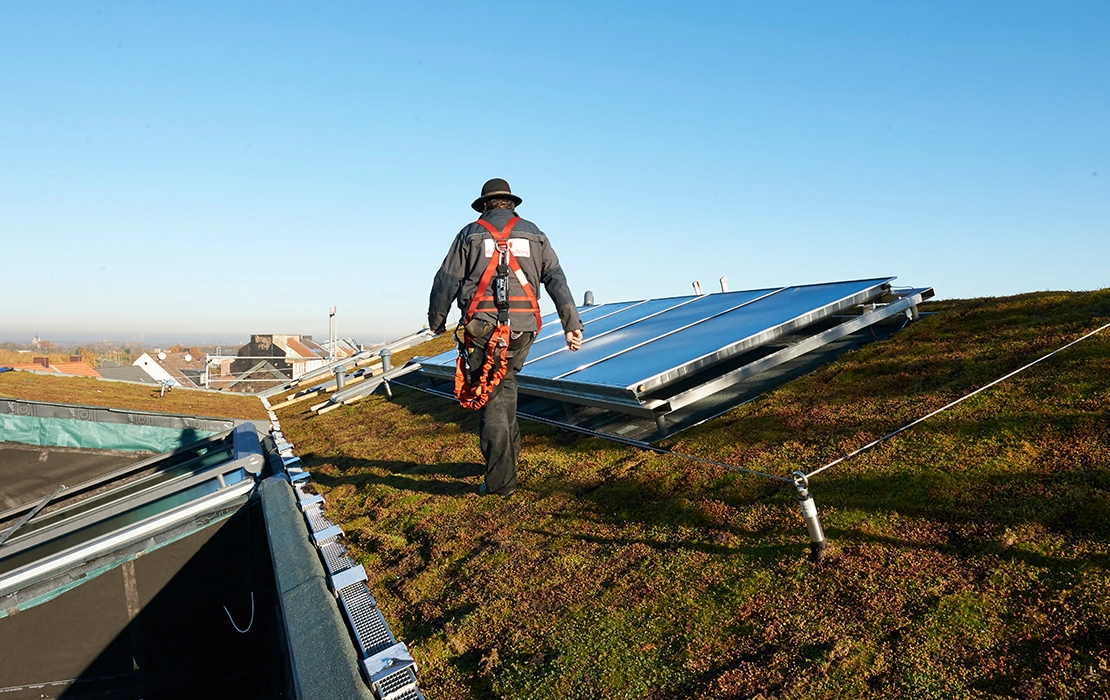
[298,493,325,510]
[310,525,343,544]
[330,564,368,594]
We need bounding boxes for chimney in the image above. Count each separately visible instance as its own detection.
[70,355,81,363]
[34,357,49,368]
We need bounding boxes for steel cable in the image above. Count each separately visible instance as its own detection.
[803,320,1110,480]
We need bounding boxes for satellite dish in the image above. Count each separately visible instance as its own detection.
[158,352,167,360]
[184,354,193,362]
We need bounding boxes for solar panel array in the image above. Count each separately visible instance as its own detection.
[419,278,933,431]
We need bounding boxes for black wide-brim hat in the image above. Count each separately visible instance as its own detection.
[472,177,523,212]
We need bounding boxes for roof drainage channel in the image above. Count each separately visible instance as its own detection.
[261,396,425,700]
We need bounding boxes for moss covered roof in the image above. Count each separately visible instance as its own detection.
[0,371,268,420]
[223,290,1110,696]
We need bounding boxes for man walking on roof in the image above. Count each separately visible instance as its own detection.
[428,178,584,497]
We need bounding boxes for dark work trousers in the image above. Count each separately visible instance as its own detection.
[467,325,535,494]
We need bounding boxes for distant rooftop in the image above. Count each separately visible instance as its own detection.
[6,357,100,378]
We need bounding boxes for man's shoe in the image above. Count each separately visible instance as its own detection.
[479,483,518,497]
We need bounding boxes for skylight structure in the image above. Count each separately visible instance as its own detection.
[0,399,423,698]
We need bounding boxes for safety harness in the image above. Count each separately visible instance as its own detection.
[454,216,542,410]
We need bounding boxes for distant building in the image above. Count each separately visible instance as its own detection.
[134,349,206,388]
[8,357,101,378]
[222,361,290,393]
[230,335,328,382]
[321,337,363,360]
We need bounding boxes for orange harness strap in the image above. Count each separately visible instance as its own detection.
[454,217,541,410]
[465,218,542,329]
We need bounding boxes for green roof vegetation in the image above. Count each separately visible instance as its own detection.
[272,290,1110,697]
[0,371,269,421]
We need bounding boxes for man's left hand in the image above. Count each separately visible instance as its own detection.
[565,329,583,352]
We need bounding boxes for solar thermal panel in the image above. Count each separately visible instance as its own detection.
[532,300,641,342]
[523,288,778,380]
[417,277,923,422]
[525,294,747,364]
[565,278,889,392]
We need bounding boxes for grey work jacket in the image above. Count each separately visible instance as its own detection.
[428,208,583,334]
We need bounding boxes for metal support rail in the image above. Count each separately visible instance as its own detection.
[0,486,67,547]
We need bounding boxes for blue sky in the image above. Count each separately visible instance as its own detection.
[2,2,1106,345]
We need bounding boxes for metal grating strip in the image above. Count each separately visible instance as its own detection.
[388,687,424,700]
[299,493,324,510]
[320,540,355,574]
[329,565,367,593]
[375,667,418,698]
[339,584,396,656]
[304,502,331,532]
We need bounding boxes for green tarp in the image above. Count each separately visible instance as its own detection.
[0,413,217,453]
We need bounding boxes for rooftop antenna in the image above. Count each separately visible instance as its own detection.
[329,306,338,363]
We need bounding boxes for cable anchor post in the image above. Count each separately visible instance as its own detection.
[792,471,827,560]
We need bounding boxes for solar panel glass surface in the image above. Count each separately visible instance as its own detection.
[424,300,650,365]
[533,301,640,342]
[564,279,889,390]
[522,288,777,380]
[524,295,724,363]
